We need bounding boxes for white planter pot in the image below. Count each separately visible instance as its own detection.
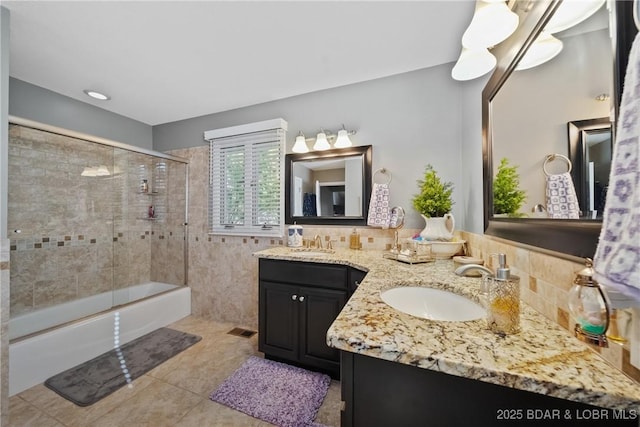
[419,213,455,241]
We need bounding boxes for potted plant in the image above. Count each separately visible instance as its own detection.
[412,165,455,240]
[493,158,527,217]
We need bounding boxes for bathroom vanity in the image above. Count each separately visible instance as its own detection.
[255,248,640,426]
[257,257,366,378]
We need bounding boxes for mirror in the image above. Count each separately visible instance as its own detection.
[285,145,372,225]
[483,0,637,258]
[568,117,613,219]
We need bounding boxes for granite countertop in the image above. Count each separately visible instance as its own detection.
[254,247,640,411]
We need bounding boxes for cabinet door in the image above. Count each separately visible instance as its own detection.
[298,286,347,373]
[259,281,298,361]
[348,268,367,296]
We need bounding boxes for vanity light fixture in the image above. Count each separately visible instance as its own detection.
[461,0,519,50]
[544,0,605,34]
[451,47,497,81]
[452,0,517,81]
[515,32,563,71]
[333,125,353,148]
[292,126,357,152]
[313,130,331,151]
[292,131,309,153]
[83,89,111,101]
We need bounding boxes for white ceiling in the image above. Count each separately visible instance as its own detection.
[3,0,476,126]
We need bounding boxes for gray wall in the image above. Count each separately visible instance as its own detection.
[492,29,611,214]
[460,74,489,234]
[1,9,8,240]
[154,64,485,231]
[9,78,153,149]
[1,7,10,424]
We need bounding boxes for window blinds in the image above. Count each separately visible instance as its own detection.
[207,121,286,237]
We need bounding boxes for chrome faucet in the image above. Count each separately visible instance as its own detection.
[314,234,323,249]
[454,264,495,296]
[454,264,494,277]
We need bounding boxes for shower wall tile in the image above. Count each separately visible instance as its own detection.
[33,276,78,309]
[9,278,32,318]
[1,238,9,425]
[77,268,114,298]
[9,126,189,330]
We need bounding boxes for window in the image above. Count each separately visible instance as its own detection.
[205,119,287,237]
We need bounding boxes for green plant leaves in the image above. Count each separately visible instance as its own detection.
[493,158,527,215]
[412,164,454,218]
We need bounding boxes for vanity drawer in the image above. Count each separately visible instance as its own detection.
[259,258,348,290]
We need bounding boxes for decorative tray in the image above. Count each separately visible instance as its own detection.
[382,251,434,265]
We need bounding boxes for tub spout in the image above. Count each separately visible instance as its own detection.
[454,264,494,277]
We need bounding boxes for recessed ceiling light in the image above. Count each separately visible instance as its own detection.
[83,89,110,101]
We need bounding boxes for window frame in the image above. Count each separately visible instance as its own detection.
[205,119,287,237]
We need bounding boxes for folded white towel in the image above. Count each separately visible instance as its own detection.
[545,172,580,219]
[594,32,640,302]
[367,182,390,228]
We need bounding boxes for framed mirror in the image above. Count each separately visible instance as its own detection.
[482,0,637,258]
[568,117,613,219]
[285,145,372,225]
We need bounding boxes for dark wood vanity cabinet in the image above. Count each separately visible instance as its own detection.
[258,258,365,378]
[340,352,636,427]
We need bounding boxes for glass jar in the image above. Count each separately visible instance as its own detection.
[567,259,610,347]
[487,277,520,334]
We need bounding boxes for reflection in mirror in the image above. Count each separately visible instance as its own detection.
[285,145,372,225]
[568,117,612,219]
[482,0,636,258]
[491,2,612,220]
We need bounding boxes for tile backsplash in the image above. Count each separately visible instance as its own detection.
[168,144,639,388]
[461,230,640,385]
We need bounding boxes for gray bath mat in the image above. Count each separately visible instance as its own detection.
[44,327,201,406]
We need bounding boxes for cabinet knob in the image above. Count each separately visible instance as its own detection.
[292,294,298,301]
[354,281,361,287]
[299,296,305,302]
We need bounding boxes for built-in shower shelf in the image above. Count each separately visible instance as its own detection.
[137,192,161,196]
[137,217,158,221]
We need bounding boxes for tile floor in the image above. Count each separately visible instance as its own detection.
[7,316,342,426]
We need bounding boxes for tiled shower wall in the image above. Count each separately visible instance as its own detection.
[172,144,639,386]
[8,125,186,322]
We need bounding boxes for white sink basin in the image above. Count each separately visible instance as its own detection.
[289,248,334,257]
[380,287,485,321]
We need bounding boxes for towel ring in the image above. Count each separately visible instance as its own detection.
[543,154,572,176]
[373,168,392,185]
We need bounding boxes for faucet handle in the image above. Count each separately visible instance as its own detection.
[327,239,334,250]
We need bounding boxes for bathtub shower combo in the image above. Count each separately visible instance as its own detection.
[8,119,190,395]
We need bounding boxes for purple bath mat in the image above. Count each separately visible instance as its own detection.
[210,356,331,427]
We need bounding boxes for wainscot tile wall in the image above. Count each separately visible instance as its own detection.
[1,238,10,425]
[169,144,639,390]
[8,125,186,319]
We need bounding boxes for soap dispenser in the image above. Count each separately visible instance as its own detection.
[487,254,521,335]
[349,228,361,250]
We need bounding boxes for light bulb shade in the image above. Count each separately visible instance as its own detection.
[313,132,331,151]
[545,0,605,34]
[461,1,519,49]
[516,32,563,71]
[292,134,309,153]
[334,129,352,148]
[451,47,497,81]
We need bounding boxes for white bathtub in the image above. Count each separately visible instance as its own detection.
[9,283,191,396]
